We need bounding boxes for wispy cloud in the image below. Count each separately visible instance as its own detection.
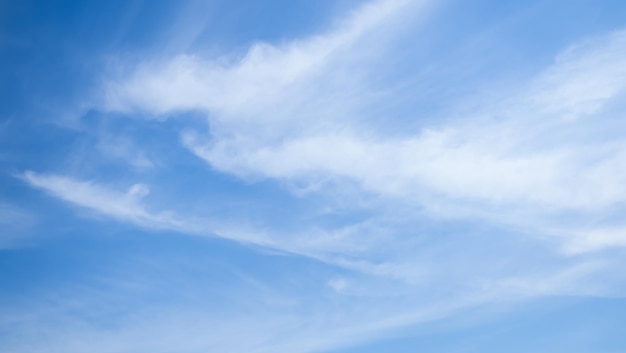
[1,247,614,353]
[24,0,626,295]
[13,0,626,352]
[104,0,626,256]
[22,171,172,229]
[103,0,425,118]
[179,29,626,211]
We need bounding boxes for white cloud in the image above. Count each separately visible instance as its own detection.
[184,29,626,208]
[564,226,626,255]
[21,171,309,252]
[526,30,626,120]
[21,171,193,233]
[61,0,626,285]
[104,0,425,121]
[184,130,626,211]
[25,0,626,293]
[168,28,626,256]
[18,171,395,266]
[0,294,467,353]
[2,252,613,353]
[16,1,626,352]
[103,0,626,223]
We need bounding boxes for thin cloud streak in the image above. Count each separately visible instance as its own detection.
[23,171,177,230]
[103,0,426,118]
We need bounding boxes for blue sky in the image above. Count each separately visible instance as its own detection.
[2,0,626,352]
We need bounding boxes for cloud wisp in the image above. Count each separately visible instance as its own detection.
[13,0,626,352]
[103,0,626,254]
[23,171,181,230]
